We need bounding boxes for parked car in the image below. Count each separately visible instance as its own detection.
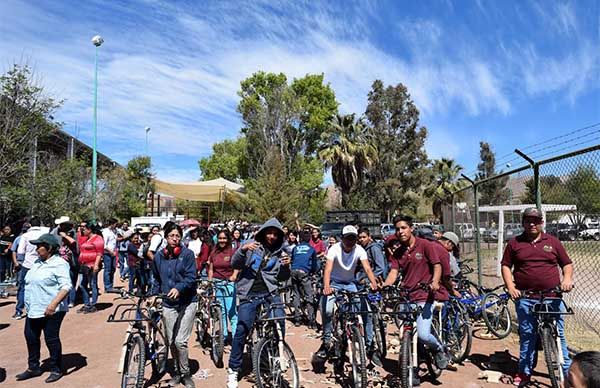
[579,223,600,241]
[455,223,474,240]
[556,224,584,241]
[381,223,395,239]
[482,224,524,242]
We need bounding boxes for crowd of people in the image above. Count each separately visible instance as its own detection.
[0,209,598,388]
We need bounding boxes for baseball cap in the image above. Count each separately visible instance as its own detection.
[30,233,60,248]
[441,232,460,247]
[54,216,72,225]
[342,225,358,237]
[522,207,543,219]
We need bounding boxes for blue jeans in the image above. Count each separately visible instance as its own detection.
[357,284,374,347]
[81,271,99,306]
[515,298,571,376]
[214,279,238,341]
[320,281,358,343]
[416,302,443,353]
[118,252,128,278]
[15,266,29,315]
[68,273,81,305]
[103,254,115,291]
[24,311,66,373]
[228,292,284,372]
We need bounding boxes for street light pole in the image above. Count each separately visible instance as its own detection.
[145,126,151,155]
[91,35,104,222]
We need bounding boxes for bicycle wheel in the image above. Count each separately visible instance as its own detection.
[373,313,387,358]
[350,325,368,388]
[195,316,205,347]
[211,305,224,367]
[252,336,299,388]
[445,302,472,363]
[399,330,413,388]
[394,301,406,328]
[541,326,561,388]
[121,334,145,388]
[426,324,443,379]
[149,319,168,375]
[481,293,512,339]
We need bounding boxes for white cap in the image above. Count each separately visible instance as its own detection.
[342,225,358,236]
[54,216,71,225]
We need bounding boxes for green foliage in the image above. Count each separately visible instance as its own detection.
[425,158,465,221]
[523,175,569,205]
[198,137,248,181]
[477,142,510,206]
[565,165,600,215]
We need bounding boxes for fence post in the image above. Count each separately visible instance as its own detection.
[515,148,541,210]
[461,174,483,287]
[451,193,455,232]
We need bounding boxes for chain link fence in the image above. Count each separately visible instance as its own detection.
[442,144,600,352]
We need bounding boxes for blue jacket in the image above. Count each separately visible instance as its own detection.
[356,240,388,283]
[231,218,291,300]
[152,244,198,308]
[291,242,317,273]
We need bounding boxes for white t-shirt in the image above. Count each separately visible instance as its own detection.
[187,238,202,257]
[102,227,117,252]
[326,242,368,284]
[149,233,167,252]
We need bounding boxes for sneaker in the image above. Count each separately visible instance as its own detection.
[11,312,24,320]
[77,305,89,314]
[83,306,97,314]
[434,349,449,370]
[45,372,63,383]
[68,303,74,308]
[513,373,531,386]
[168,374,182,386]
[16,369,43,381]
[182,375,195,388]
[226,368,238,388]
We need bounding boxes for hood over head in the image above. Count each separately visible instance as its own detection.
[255,218,285,251]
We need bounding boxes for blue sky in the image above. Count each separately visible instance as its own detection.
[1,0,598,182]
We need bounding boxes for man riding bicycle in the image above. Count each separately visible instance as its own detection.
[317,225,378,360]
[382,215,449,384]
[226,218,291,388]
[501,207,574,386]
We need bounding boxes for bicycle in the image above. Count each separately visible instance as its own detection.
[0,279,17,299]
[521,287,574,388]
[247,289,300,388]
[107,290,169,388]
[195,279,224,367]
[434,297,472,364]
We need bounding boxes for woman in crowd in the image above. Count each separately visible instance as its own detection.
[77,221,103,314]
[16,234,71,383]
[186,227,202,258]
[152,223,197,388]
[196,228,211,278]
[326,235,338,253]
[208,229,239,345]
[231,229,243,251]
[126,232,145,293]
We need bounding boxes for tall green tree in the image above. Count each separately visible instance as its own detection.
[318,114,377,208]
[198,137,248,181]
[360,80,430,216]
[566,165,600,215]
[522,175,570,205]
[425,158,465,221]
[477,142,510,206]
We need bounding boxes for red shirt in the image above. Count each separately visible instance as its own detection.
[196,243,210,273]
[390,237,445,303]
[209,247,234,280]
[79,234,104,267]
[501,233,572,291]
[428,240,451,301]
[310,239,326,256]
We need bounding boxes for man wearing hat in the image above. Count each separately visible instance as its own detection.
[501,207,574,386]
[439,231,462,278]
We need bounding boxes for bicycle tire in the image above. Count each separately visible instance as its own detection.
[373,313,387,358]
[121,334,145,388]
[211,305,224,367]
[541,326,561,388]
[393,301,405,328]
[149,319,168,375]
[445,301,472,363]
[399,330,413,388]
[426,323,443,380]
[481,293,512,339]
[350,325,368,388]
[253,336,300,388]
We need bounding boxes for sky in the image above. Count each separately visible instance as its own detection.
[1,0,599,182]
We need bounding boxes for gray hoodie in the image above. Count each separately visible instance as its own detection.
[231,218,291,300]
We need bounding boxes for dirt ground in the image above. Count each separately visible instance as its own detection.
[0,277,555,388]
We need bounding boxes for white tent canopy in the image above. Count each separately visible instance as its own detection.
[152,177,244,202]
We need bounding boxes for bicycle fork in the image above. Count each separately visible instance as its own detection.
[275,322,289,372]
[118,324,134,374]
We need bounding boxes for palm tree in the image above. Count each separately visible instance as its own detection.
[318,114,377,207]
[426,158,465,221]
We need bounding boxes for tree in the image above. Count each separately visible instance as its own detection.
[521,175,570,205]
[318,114,377,207]
[477,142,510,206]
[425,158,465,221]
[565,165,600,216]
[198,137,248,181]
[237,71,337,177]
[359,80,430,216]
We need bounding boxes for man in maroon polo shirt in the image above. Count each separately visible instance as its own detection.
[501,207,574,386]
[382,215,449,382]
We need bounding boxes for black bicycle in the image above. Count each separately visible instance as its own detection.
[522,287,574,388]
[247,290,300,388]
[107,290,169,388]
[195,279,224,367]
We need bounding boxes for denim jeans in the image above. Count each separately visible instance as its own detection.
[15,267,29,315]
[214,279,238,341]
[102,254,115,291]
[291,269,315,322]
[515,298,571,376]
[416,301,443,352]
[81,270,99,306]
[68,273,81,305]
[229,292,284,372]
[0,255,11,282]
[320,281,358,343]
[24,311,66,373]
[357,284,374,348]
[118,251,128,278]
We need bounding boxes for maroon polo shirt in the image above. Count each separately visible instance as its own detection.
[390,237,446,303]
[429,240,451,301]
[501,233,572,291]
[209,247,235,280]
